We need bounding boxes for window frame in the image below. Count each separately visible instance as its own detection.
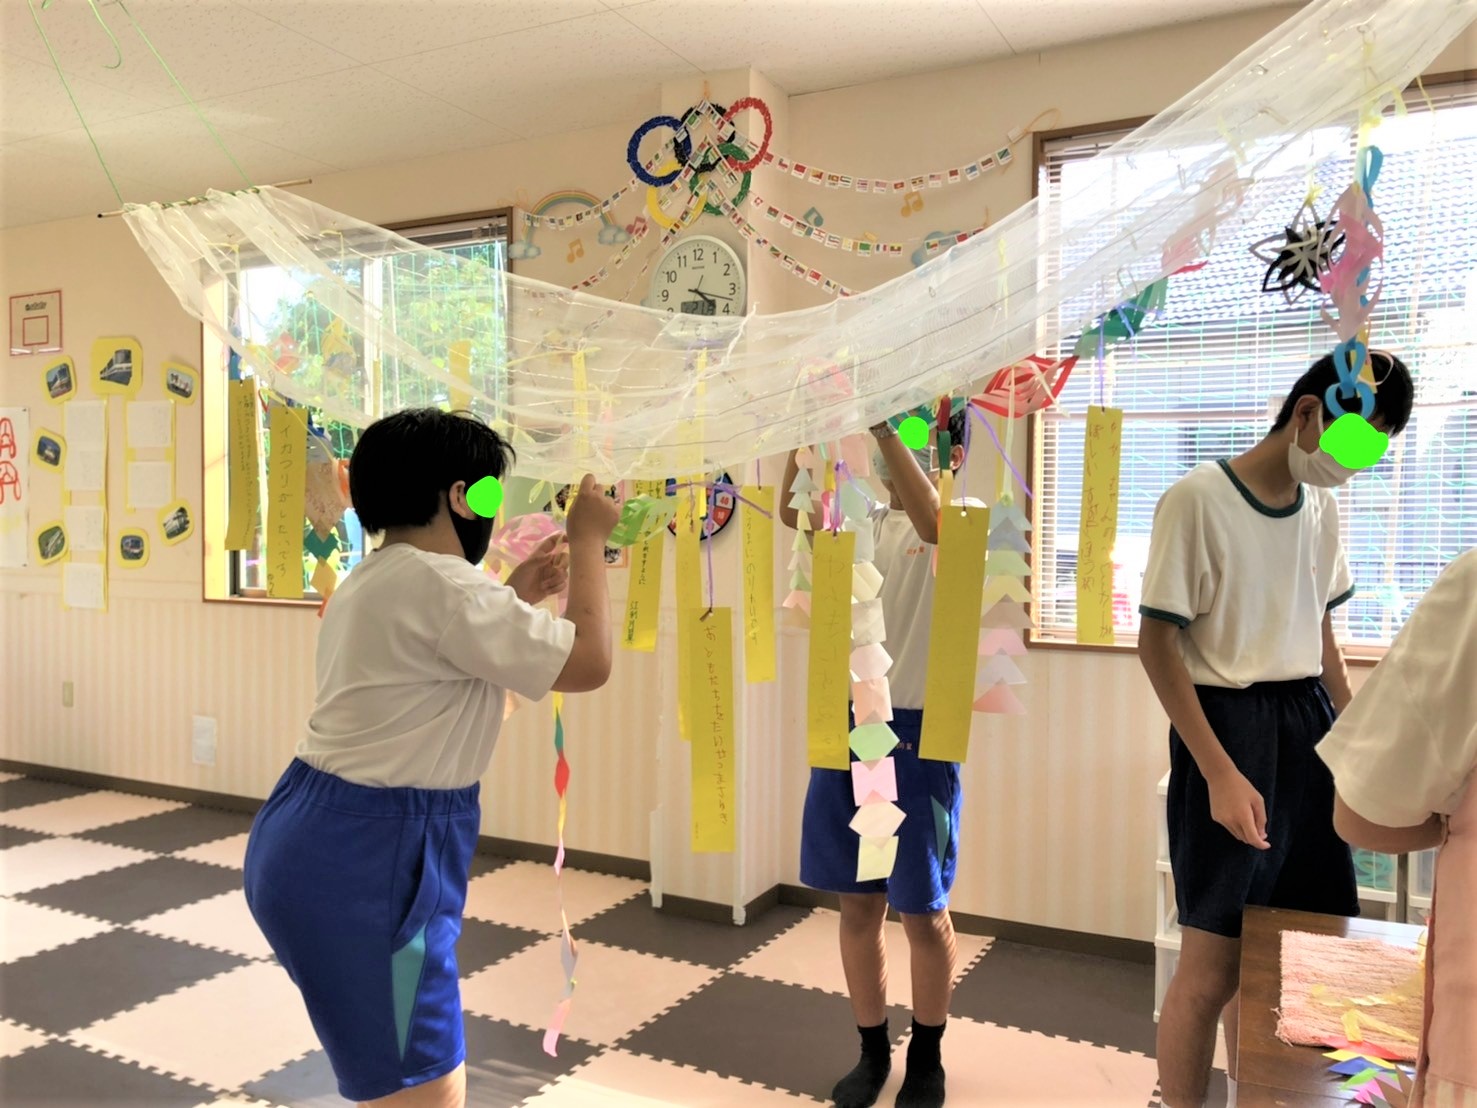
[1023,71,1476,661]
[200,206,514,607]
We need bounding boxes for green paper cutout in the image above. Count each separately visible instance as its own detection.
[932,797,951,859]
[849,722,899,761]
[607,495,674,547]
[303,529,339,560]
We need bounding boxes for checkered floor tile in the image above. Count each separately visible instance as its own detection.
[0,775,1221,1107]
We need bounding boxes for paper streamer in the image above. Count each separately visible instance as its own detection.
[621,532,664,651]
[264,404,307,599]
[808,529,856,770]
[741,485,777,683]
[675,489,702,741]
[224,378,260,550]
[920,504,991,761]
[690,608,737,852]
[1075,407,1124,644]
[543,693,578,1056]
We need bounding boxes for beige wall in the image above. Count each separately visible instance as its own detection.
[3,9,1470,940]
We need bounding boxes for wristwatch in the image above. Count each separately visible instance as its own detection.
[870,423,896,441]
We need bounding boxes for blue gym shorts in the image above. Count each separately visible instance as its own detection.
[1168,678,1359,939]
[799,707,963,915]
[243,758,480,1103]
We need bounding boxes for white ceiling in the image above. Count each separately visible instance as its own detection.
[1,0,1286,229]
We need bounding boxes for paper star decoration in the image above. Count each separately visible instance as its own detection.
[1251,198,1345,303]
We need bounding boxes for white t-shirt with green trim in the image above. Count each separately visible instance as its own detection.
[1138,460,1353,689]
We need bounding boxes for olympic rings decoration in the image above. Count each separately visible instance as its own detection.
[718,98,773,171]
[628,116,687,187]
[675,104,735,175]
[691,142,752,216]
[646,161,702,231]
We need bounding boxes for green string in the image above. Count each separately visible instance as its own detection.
[113,0,254,189]
[30,0,124,205]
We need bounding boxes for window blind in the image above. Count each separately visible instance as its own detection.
[1033,84,1477,647]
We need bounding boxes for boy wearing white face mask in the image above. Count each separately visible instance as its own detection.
[1138,351,1414,1108]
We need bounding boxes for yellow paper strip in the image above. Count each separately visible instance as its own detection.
[690,607,736,853]
[808,529,856,770]
[448,340,472,411]
[622,535,664,651]
[225,378,260,550]
[265,404,308,599]
[571,350,590,458]
[920,504,991,762]
[675,492,702,741]
[1075,406,1124,645]
[741,485,776,683]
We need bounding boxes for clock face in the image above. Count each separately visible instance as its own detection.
[648,236,746,319]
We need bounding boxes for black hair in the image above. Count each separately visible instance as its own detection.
[348,408,514,533]
[1271,351,1413,436]
[947,408,967,473]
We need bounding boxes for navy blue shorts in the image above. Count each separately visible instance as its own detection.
[799,708,963,915]
[243,759,480,1103]
[1168,679,1358,939]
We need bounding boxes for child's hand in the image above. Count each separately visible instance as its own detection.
[566,474,620,543]
[1209,769,1271,850]
[505,534,568,605]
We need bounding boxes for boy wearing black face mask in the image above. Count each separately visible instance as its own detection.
[244,409,618,1108]
[1138,353,1414,1108]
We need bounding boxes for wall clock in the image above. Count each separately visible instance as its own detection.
[665,473,735,542]
[645,235,747,324]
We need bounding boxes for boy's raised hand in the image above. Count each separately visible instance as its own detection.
[566,474,620,543]
[505,534,568,606]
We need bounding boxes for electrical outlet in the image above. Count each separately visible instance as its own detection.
[192,716,217,766]
[62,681,74,708]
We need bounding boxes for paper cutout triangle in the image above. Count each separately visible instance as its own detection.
[856,836,899,881]
[790,469,818,494]
[789,491,814,512]
[849,722,900,761]
[788,549,811,571]
[792,530,810,552]
[797,511,812,533]
[849,801,905,838]
[982,576,1032,605]
[987,522,1031,554]
[974,681,1028,714]
[985,550,1031,578]
[849,642,892,682]
[782,590,811,614]
[789,569,810,590]
[989,500,1031,532]
[977,654,1027,686]
[982,600,1032,629]
[978,628,1026,656]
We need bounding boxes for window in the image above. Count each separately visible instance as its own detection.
[204,211,511,601]
[1032,81,1477,648]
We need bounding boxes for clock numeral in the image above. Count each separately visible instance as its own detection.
[660,289,669,302]
[665,270,676,283]
[693,247,705,262]
[723,304,732,315]
[677,256,687,268]
[723,263,732,276]
[728,283,737,296]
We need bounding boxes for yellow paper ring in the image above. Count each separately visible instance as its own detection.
[646,162,702,231]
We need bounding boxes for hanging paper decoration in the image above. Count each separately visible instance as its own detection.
[975,496,1032,715]
[690,608,737,852]
[919,504,991,762]
[1075,407,1124,645]
[542,693,578,1057]
[973,355,1076,418]
[740,484,777,683]
[807,527,856,771]
[1250,193,1344,302]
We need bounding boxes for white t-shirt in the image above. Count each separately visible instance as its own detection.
[1139,460,1354,689]
[872,498,986,710]
[1318,549,1477,827]
[297,544,575,790]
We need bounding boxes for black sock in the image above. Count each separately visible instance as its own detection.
[896,1019,946,1108]
[831,1020,892,1108]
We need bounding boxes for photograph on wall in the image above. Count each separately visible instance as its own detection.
[33,430,64,470]
[159,500,194,545]
[117,529,149,568]
[44,357,77,402]
[92,336,143,398]
[36,522,67,565]
[164,362,199,402]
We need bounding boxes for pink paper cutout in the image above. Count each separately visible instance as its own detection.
[978,628,1026,656]
[849,642,892,682]
[974,681,1027,714]
[543,996,573,1056]
[852,758,899,805]
[782,590,812,614]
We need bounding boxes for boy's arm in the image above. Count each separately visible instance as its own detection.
[777,449,826,532]
[1320,612,1353,715]
[1139,621,1270,849]
[872,424,940,543]
[1332,797,1446,855]
[550,533,612,692]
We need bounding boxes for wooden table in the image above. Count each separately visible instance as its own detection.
[1237,907,1425,1108]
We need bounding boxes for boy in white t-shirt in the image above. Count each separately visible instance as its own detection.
[1139,352,1414,1107]
[244,409,619,1108]
[780,408,975,1108]
[1319,550,1477,1108]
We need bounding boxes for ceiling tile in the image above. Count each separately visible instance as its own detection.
[616,0,1012,94]
[0,51,174,143]
[0,142,160,225]
[191,68,520,168]
[981,0,1285,54]
[478,80,662,141]
[242,0,610,64]
[374,10,695,133]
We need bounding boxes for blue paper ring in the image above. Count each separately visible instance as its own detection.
[1359,145,1383,198]
[1325,379,1375,420]
[627,116,688,187]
